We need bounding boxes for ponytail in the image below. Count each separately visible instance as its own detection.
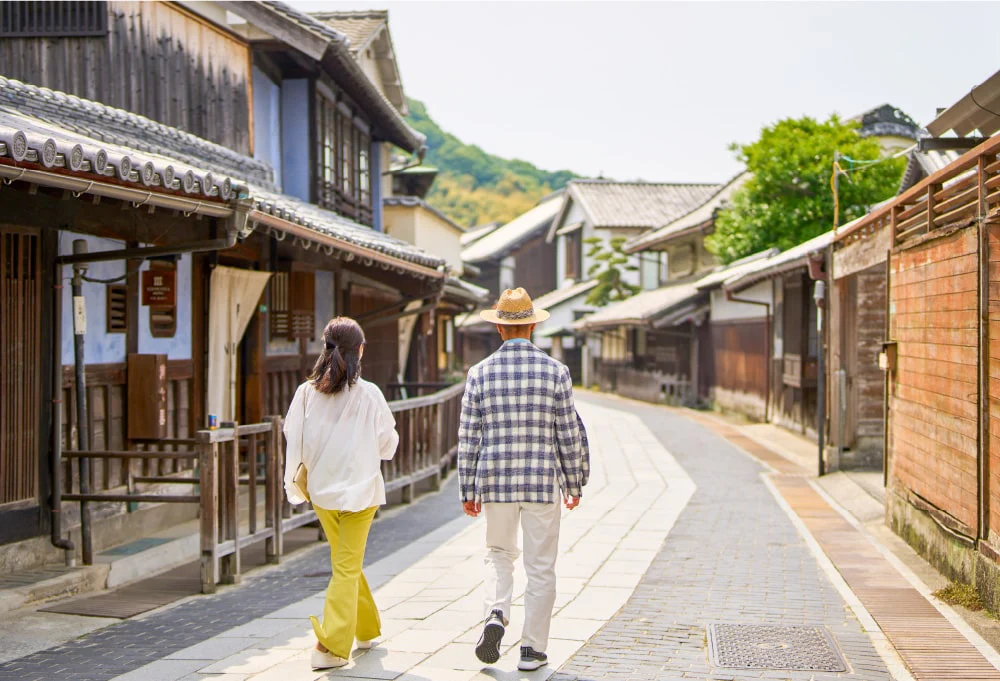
[309,317,365,394]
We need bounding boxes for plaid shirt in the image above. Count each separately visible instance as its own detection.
[458,339,590,503]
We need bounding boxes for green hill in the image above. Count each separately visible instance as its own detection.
[406,99,580,227]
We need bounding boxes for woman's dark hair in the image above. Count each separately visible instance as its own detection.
[309,317,366,394]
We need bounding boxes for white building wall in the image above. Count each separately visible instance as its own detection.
[709,279,772,322]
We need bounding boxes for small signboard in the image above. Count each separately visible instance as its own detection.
[142,269,176,307]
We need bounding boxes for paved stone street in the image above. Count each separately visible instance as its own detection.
[1,392,987,681]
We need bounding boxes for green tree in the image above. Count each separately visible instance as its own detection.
[705,115,905,264]
[584,236,640,307]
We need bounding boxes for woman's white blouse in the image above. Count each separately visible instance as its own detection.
[282,379,399,511]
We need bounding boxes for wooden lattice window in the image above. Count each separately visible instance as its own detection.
[270,269,315,341]
[106,284,128,333]
[1,2,108,37]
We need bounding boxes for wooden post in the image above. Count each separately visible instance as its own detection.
[431,402,443,490]
[265,416,281,564]
[220,425,241,584]
[978,155,990,542]
[198,433,219,594]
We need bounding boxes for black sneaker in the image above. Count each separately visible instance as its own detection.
[475,609,505,664]
[518,646,548,671]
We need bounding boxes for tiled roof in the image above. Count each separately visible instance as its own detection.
[723,231,834,293]
[533,279,599,311]
[693,248,780,291]
[384,195,465,233]
[0,76,265,197]
[252,190,444,269]
[443,276,490,305]
[0,77,445,271]
[899,146,962,194]
[576,282,703,330]
[311,10,386,52]
[626,173,749,253]
[461,192,564,264]
[460,222,500,247]
[560,180,721,232]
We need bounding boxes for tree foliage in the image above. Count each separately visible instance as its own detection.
[705,115,905,264]
[584,236,640,307]
[406,99,578,226]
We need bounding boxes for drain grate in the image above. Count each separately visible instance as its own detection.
[708,624,847,672]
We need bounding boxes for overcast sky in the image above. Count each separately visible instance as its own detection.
[290,1,1000,184]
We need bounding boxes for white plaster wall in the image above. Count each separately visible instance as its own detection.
[555,199,587,286]
[59,233,127,365]
[709,280,772,322]
[414,210,463,275]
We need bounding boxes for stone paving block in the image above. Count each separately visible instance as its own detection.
[198,647,300,675]
[110,659,208,681]
[395,665,479,681]
[386,627,464,654]
[248,625,315,652]
[549,618,605,642]
[218,619,304,639]
[321,649,427,680]
[165,637,259,661]
[231,657,320,681]
[381,600,451,621]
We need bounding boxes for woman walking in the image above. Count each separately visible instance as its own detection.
[283,317,399,670]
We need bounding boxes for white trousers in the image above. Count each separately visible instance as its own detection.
[482,498,561,653]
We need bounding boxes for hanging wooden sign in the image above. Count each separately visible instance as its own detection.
[142,269,176,307]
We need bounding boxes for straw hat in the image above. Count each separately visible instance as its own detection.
[479,287,550,325]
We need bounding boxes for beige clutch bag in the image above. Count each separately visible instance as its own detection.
[293,463,310,502]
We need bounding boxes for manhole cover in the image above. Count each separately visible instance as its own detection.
[707,624,847,672]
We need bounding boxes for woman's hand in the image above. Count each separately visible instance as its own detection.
[564,496,581,510]
[462,500,481,517]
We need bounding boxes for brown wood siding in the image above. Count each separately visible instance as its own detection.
[60,360,193,495]
[1,1,251,153]
[711,319,768,399]
[855,267,888,443]
[513,235,557,299]
[889,226,978,531]
[0,226,42,506]
[989,224,1000,538]
[347,284,400,391]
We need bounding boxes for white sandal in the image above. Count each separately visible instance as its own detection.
[311,649,348,669]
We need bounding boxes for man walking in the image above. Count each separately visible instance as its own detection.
[458,287,589,672]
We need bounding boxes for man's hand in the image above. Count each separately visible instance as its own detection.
[462,500,481,517]
[564,496,581,510]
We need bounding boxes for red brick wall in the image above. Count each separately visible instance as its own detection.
[889,226,978,531]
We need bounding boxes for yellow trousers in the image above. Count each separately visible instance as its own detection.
[310,505,381,659]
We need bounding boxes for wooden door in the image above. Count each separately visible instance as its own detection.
[0,226,42,508]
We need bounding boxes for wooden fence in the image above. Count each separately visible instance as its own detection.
[838,133,1000,248]
[594,360,693,405]
[62,381,466,593]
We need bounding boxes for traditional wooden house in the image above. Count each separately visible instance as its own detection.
[0,2,453,566]
[456,192,563,366]
[829,69,1000,608]
[545,180,721,384]
[722,232,834,439]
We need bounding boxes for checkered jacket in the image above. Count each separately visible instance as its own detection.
[458,340,590,504]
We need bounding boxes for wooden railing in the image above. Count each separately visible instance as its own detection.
[62,382,467,593]
[837,134,1000,247]
[382,382,465,502]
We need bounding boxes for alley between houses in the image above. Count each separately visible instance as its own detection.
[2,393,998,681]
